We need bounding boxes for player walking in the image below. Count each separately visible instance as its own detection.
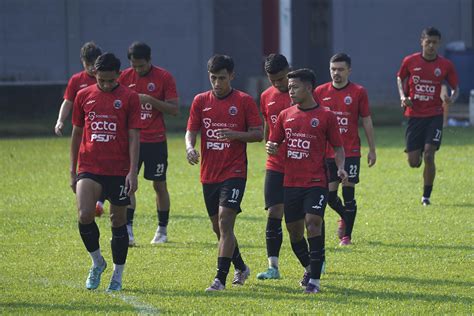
[185,54,263,291]
[315,53,376,245]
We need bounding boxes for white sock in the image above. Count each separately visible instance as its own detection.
[112,264,125,283]
[89,249,104,267]
[268,256,279,269]
[309,278,320,288]
[305,265,311,273]
[157,226,167,235]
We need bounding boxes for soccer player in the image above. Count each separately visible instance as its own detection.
[315,53,376,246]
[70,53,141,291]
[397,27,459,205]
[55,42,102,136]
[256,54,291,280]
[185,54,263,291]
[267,68,347,294]
[118,42,179,246]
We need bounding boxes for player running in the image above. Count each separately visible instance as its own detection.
[55,42,102,136]
[267,68,347,294]
[70,53,142,292]
[118,42,179,246]
[396,27,459,205]
[185,54,263,291]
[315,53,376,246]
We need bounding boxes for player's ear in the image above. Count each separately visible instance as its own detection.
[229,71,235,81]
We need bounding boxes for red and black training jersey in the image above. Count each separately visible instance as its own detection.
[64,71,97,102]
[72,84,142,176]
[397,52,458,117]
[270,105,342,188]
[187,89,262,184]
[315,82,370,158]
[260,86,292,173]
[119,66,178,143]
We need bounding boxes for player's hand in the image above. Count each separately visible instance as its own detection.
[186,148,200,165]
[443,95,453,106]
[266,141,279,155]
[338,168,349,184]
[401,96,412,108]
[215,128,238,141]
[125,172,138,196]
[70,172,77,193]
[55,121,64,136]
[367,151,376,167]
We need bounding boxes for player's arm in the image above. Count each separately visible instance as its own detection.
[139,94,179,116]
[70,125,83,193]
[361,116,376,167]
[216,126,263,143]
[126,129,140,196]
[263,122,270,142]
[396,76,412,108]
[55,99,73,136]
[185,130,200,165]
[334,146,348,183]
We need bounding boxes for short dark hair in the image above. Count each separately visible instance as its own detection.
[95,53,121,72]
[287,68,317,90]
[80,42,102,63]
[264,53,289,74]
[330,53,351,67]
[127,42,151,61]
[421,27,441,39]
[207,54,234,73]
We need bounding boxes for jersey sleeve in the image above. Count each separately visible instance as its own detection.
[128,92,142,129]
[326,112,343,148]
[244,96,263,128]
[163,72,179,100]
[445,61,459,89]
[358,87,371,117]
[397,56,410,80]
[186,95,202,131]
[63,75,77,102]
[268,112,285,144]
[71,91,85,127]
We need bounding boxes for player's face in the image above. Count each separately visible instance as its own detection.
[330,61,350,85]
[267,69,289,93]
[130,57,151,77]
[96,70,119,92]
[82,60,96,76]
[288,78,310,105]
[421,35,440,59]
[209,69,234,97]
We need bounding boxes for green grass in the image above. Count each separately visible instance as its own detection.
[0,127,473,314]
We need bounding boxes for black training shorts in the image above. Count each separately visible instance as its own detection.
[77,172,130,206]
[405,115,443,152]
[138,141,168,181]
[202,177,246,217]
[283,186,328,223]
[264,169,284,209]
[326,157,360,184]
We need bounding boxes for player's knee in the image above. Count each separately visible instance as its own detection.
[286,224,303,242]
[306,222,322,236]
[109,212,126,227]
[218,217,234,236]
[78,210,94,224]
[423,151,435,164]
[153,181,168,194]
[408,157,421,168]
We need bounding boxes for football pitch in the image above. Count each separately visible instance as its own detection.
[0,126,473,314]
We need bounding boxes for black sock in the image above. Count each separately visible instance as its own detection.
[126,208,135,226]
[216,257,232,285]
[157,209,169,227]
[110,225,129,265]
[308,236,324,280]
[78,222,100,252]
[328,191,345,218]
[266,217,283,258]
[321,220,326,259]
[232,243,246,271]
[343,186,357,239]
[290,238,310,268]
[423,185,433,199]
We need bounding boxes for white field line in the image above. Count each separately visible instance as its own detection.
[36,277,160,315]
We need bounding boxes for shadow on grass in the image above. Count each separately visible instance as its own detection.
[367,240,474,251]
[172,213,266,222]
[325,284,472,305]
[0,302,141,313]
[331,271,474,288]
